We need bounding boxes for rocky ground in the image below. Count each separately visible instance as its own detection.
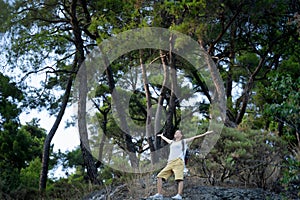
[141,186,283,200]
[83,176,299,200]
[85,186,292,200]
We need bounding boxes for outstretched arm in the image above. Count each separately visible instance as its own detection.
[157,133,173,144]
[185,131,214,143]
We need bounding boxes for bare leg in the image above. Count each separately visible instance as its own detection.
[157,177,163,194]
[177,180,183,195]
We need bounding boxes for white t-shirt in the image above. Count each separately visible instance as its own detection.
[168,139,188,162]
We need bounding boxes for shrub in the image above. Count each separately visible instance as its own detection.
[190,127,288,189]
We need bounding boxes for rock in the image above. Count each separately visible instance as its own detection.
[183,186,282,200]
[82,189,106,200]
[83,179,299,200]
[139,186,283,200]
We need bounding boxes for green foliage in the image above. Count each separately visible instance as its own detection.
[280,146,300,198]
[235,52,260,80]
[0,163,20,193]
[264,73,300,144]
[0,0,12,33]
[192,127,288,188]
[89,0,153,41]
[20,157,42,189]
[281,157,300,186]
[0,120,46,169]
[0,120,46,195]
[46,177,94,200]
[0,73,23,121]
[48,147,86,181]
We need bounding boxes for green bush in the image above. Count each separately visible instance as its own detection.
[20,157,41,189]
[280,149,300,198]
[190,127,288,189]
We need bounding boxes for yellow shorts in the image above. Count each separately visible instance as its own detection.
[157,158,184,181]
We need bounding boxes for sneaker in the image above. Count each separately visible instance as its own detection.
[171,193,182,199]
[149,193,163,199]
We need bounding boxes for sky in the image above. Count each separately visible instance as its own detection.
[20,107,80,153]
[2,65,80,153]
[7,69,80,178]
[20,107,79,178]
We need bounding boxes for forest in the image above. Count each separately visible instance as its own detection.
[0,0,299,199]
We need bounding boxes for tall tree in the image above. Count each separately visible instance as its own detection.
[1,0,101,189]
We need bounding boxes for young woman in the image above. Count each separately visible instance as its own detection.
[150,130,214,200]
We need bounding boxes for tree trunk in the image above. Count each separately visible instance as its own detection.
[98,108,108,166]
[78,63,100,184]
[99,46,139,169]
[199,41,227,126]
[92,98,111,168]
[39,70,74,191]
[164,34,178,138]
[70,0,99,184]
[155,50,169,150]
[235,56,266,125]
[140,50,156,164]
